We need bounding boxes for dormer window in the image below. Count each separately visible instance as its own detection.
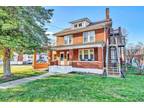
[74,23,82,28]
[70,18,91,29]
[79,23,82,27]
[64,35,72,45]
[74,24,77,28]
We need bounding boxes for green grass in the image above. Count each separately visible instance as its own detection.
[0,72,144,102]
[126,65,144,75]
[0,65,46,83]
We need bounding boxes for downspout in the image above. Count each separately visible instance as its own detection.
[102,45,104,74]
[103,25,108,76]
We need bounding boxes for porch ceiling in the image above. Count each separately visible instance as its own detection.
[52,42,105,51]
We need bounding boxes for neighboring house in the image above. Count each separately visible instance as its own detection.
[48,8,126,77]
[133,47,144,69]
[0,53,33,65]
[11,52,33,64]
[10,52,23,64]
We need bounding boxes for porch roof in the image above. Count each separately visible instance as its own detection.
[52,41,105,51]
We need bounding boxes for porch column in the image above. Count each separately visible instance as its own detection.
[48,50,52,65]
[98,47,103,69]
[69,49,73,66]
[33,49,37,69]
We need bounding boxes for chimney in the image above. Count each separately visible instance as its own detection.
[106,8,110,19]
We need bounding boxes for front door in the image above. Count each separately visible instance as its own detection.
[60,52,64,65]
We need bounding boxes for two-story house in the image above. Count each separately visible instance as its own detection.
[48,8,126,77]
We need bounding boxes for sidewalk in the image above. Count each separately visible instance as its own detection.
[0,72,57,89]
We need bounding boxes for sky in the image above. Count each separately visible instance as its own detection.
[46,6,144,44]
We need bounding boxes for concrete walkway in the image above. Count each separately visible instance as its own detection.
[0,72,57,89]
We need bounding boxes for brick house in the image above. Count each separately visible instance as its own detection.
[48,8,126,77]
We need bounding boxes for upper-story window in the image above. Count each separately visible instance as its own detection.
[83,31,95,43]
[73,23,83,29]
[79,23,82,27]
[74,24,77,28]
[64,35,72,45]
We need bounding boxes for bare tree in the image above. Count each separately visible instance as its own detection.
[134,42,144,74]
[126,43,139,65]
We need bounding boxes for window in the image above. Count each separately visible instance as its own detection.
[74,24,77,28]
[64,35,72,45]
[83,32,88,43]
[83,31,95,43]
[74,23,83,28]
[90,49,94,61]
[79,50,83,61]
[89,31,95,42]
[79,23,82,27]
[84,50,89,60]
[60,53,64,61]
[79,49,95,61]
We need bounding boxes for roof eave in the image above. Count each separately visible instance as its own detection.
[54,19,112,36]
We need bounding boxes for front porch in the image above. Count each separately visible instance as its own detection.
[50,47,104,66]
[48,46,105,74]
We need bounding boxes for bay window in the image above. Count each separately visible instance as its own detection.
[79,49,95,61]
[83,31,95,43]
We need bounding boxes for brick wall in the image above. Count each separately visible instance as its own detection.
[73,49,79,60]
[95,28,106,42]
[73,33,83,45]
[72,61,103,69]
[56,36,64,46]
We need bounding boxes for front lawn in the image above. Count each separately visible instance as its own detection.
[0,65,46,83]
[0,72,144,101]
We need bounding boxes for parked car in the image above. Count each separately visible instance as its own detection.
[23,60,33,64]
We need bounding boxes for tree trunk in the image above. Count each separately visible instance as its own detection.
[3,48,12,78]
